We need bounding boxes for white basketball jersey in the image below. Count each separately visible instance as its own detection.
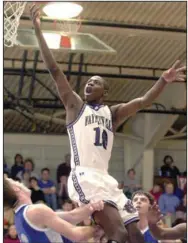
[67,103,114,171]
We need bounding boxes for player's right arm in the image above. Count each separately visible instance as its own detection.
[30,4,83,110]
[26,204,100,242]
[149,223,186,240]
[147,203,186,240]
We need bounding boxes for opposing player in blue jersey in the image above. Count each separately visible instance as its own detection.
[30,4,186,243]
[132,190,159,243]
[4,178,104,243]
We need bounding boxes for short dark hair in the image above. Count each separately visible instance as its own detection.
[62,199,72,205]
[132,190,155,206]
[3,178,18,209]
[41,168,50,173]
[127,168,135,175]
[29,177,38,183]
[24,158,35,169]
[163,155,173,164]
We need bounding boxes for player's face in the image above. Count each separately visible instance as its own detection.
[84,76,105,102]
[132,194,150,215]
[7,178,31,197]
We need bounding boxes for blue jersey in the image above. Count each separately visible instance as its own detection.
[141,227,158,243]
[15,204,73,243]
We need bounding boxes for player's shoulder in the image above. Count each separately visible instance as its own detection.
[26,203,53,216]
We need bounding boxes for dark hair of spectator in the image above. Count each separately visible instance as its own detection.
[24,158,35,170]
[29,176,38,183]
[3,178,18,209]
[62,199,73,205]
[41,168,50,173]
[127,168,135,175]
[14,154,23,165]
[163,155,173,164]
[132,190,155,206]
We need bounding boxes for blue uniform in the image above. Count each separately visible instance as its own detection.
[15,204,73,243]
[141,227,158,243]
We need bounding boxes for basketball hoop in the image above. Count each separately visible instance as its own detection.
[4,1,27,47]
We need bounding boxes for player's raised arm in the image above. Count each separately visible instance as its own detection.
[147,203,186,240]
[26,204,101,242]
[30,4,83,109]
[111,60,186,129]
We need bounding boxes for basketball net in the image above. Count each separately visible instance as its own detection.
[4,1,27,47]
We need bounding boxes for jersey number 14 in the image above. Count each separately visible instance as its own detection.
[94,127,108,149]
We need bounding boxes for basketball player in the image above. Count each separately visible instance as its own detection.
[4,178,104,243]
[132,190,158,243]
[30,4,186,243]
[147,202,186,240]
[131,190,181,243]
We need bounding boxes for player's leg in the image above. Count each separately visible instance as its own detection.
[121,199,144,243]
[93,203,128,243]
[126,222,144,243]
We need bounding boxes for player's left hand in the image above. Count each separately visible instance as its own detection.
[162,60,186,83]
[147,202,163,224]
[88,200,104,213]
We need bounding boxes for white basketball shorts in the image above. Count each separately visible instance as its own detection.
[68,167,139,225]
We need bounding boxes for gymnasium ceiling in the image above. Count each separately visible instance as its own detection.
[4,1,187,139]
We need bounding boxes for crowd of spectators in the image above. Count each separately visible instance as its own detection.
[122,156,186,230]
[3,153,187,243]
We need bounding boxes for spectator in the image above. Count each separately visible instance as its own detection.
[160,155,180,178]
[4,225,20,243]
[57,154,71,200]
[124,168,141,195]
[16,159,39,180]
[175,194,186,222]
[4,208,14,234]
[38,168,57,210]
[61,199,74,212]
[29,177,45,204]
[158,182,180,216]
[150,184,162,203]
[21,171,30,188]
[11,154,24,179]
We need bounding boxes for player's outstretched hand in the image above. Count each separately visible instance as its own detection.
[30,4,41,28]
[88,200,104,213]
[162,60,186,83]
[147,202,163,224]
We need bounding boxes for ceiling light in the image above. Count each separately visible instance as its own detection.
[43,2,83,19]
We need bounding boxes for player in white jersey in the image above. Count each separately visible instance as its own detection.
[4,177,104,243]
[30,4,186,243]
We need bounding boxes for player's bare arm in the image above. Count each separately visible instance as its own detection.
[111,60,186,129]
[30,4,83,121]
[57,200,104,224]
[149,223,186,240]
[147,203,186,240]
[26,204,100,242]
